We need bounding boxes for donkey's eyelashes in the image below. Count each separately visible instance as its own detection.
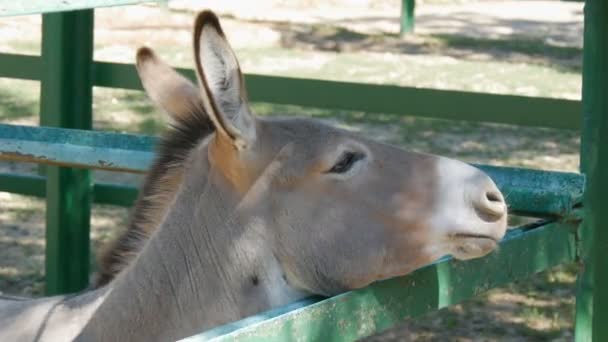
[326,151,365,174]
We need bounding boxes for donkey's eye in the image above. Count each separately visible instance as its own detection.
[326,152,365,174]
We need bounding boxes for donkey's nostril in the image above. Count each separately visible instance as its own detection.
[486,190,502,203]
[475,188,506,222]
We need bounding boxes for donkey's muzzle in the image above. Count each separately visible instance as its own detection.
[433,157,508,259]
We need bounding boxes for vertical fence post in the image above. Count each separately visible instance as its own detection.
[39,10,94,295]
[575,0,608,340]
[400,0,415,35]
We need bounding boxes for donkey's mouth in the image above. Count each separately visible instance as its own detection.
[450,233,500,260]
[451,232,500,242]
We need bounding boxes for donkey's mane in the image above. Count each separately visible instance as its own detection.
[95,105,213,287]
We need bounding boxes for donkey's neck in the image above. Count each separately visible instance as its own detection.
[75,144,308,341]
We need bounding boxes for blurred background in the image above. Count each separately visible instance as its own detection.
[0,0,582,340]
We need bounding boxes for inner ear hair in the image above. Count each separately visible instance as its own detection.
[192,10,254,150]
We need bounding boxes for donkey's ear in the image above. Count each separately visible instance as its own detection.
[136,47,203,122]
[193,10,255,150]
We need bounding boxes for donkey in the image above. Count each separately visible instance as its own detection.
[0,10,507,341]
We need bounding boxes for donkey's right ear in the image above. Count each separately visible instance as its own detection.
[136,47,203,122]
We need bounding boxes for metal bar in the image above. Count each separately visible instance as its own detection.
[0,124,156,173]
[93,60,142,89]
[183,220,577,341]
[0,172,46,197]
[92,182,138,206]
[0,56,582,129]
[575,0,608,340]
[477,165,584,218]
[39,10,94,295]
[0,124,584,217]
[400,0,415,35]
[0,53,42,81]
[244,75,582,130]
[0,173,139,206]
[93,61,582,130]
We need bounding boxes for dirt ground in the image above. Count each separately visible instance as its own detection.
[0,0,583,340]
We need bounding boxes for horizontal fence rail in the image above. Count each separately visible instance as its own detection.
[0,53,582,130]
[476,165,584,217]
[0,124,585,217]
[181,220,577,341]
[0,54,41,80]
[0,173,138,206]
[0,123,155,172]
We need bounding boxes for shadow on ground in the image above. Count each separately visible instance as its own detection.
[366,263,577,341]
[235,15,583,73]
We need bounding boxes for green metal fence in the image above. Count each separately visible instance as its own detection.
[0,1,604,341]
[400,0,415,34]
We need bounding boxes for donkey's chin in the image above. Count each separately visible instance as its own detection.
[450,234,499,260]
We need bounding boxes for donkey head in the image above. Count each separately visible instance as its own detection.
[135,11,508,296]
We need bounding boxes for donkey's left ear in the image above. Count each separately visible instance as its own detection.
[193,10,255,150]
